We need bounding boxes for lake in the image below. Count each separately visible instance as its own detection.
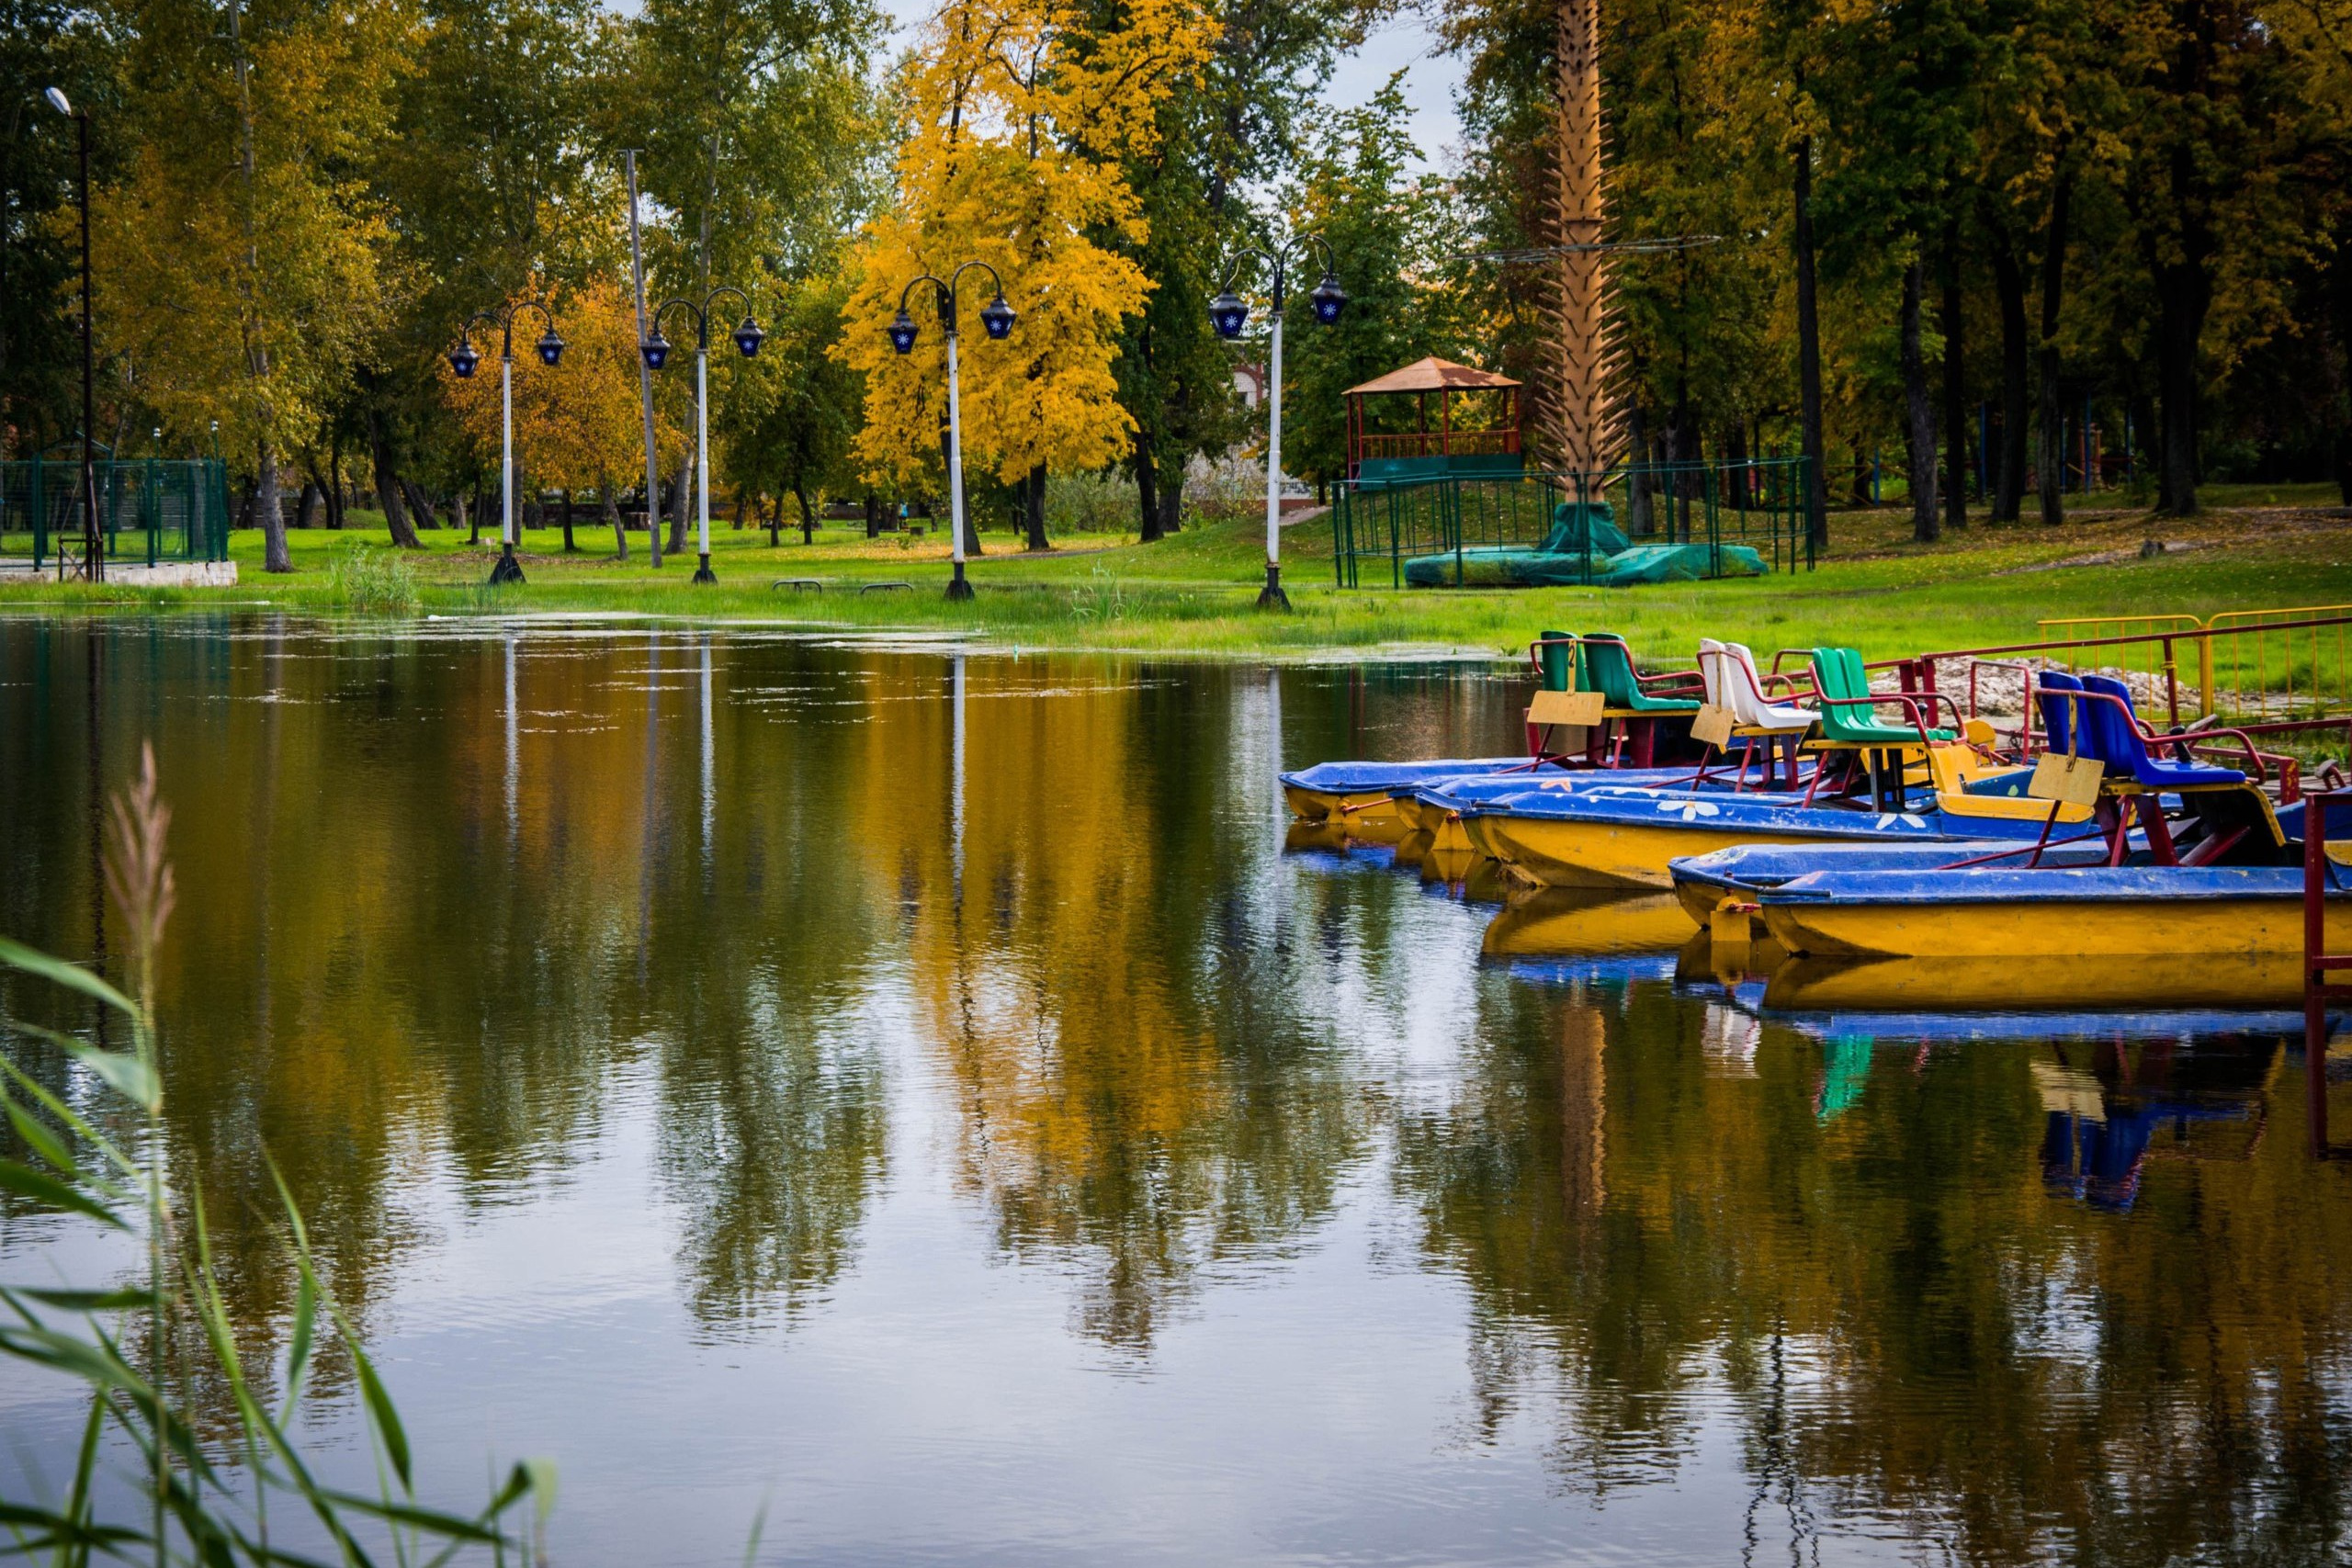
[3,615,2348,1565]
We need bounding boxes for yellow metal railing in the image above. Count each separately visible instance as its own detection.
[2038,605,2352,721]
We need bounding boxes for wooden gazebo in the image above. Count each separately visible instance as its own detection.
[1344,357,1523,479]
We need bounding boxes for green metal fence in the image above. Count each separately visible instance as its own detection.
[1,456,232,571]
[1329,457,1814,589]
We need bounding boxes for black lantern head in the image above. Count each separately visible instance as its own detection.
[1209,289,1250,340]
[535,327,566,367]
[641,327,672,371]
[447,338,481,379]
[978,293,1015,341]
[732,316,765,357]
[1309,272,1346,325]
[888,309,919,355]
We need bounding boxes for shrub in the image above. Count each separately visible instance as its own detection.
[325,542,423,615]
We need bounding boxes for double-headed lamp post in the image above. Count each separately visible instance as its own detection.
[1209,232,1345,611]
[641,288,763,584]
[886,262,1015,603]
[45,86,100,582]
[447,301,565,585]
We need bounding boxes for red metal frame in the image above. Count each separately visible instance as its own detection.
[2306,788,2352,1156]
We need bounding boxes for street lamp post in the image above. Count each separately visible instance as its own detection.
[45,87,100,582]
[640,288,763,584]
[1209,231,1346,611]
[447,300,565,585]
[886,262,1015,603]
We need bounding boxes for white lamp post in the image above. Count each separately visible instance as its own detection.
[1210,231,1347,611]
[887,262,1017,602]
[448,300,567,585]
[642,288,765,583]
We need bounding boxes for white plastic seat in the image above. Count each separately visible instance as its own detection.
[1721,640,1816,733]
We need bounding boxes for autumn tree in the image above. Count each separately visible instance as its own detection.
[841,0,1213,554]
[95,0,402,568]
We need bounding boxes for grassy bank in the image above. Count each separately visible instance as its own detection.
[5,482,2347,663]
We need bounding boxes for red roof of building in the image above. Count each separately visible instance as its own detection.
[1344,356,1522,396]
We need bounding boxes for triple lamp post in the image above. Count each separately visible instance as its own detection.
[448,289,762,585]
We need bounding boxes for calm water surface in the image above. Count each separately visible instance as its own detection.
[3,616,2349,1565]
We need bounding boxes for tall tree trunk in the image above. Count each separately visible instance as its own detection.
[326,443,345,529]
[1023,462,1047,551]
[1624,404,1652,534]
[601,471,628,559]
[731,488,747,530]
[1794,130,1829,549]
[1989,231,2030,522]
[2154,260,2209,516]
[258,442,290,572]
[795,485,815,544]
[1902,258,1939,541]
[466,486,481,545]
[368,412,421,548]
[864,491,881,539]
[560,488,577,552]
[768,491,783,547]
[1940,220,1967,532]
[1135,430,1162,543]
[2037,165,2074,526]
[1159,467,1184,536]
[403,479,437,529]
[296,479,322,530]
[666,457,691,557]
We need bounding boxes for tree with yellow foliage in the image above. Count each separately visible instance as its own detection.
[841,0,1213,552]
[439,276,678,555]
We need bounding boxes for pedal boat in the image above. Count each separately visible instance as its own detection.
[1761,675,2349,961]
[1280,757,1551,839]
[1669,839,2117,929]
[1457,748,2077,889]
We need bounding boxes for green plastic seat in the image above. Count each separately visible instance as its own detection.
[1537,628,1577,693]
[1808,647,1952,745]
[1577,633,1699,714]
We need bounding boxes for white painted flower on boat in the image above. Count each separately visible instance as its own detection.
[1872,813,1928,830]
[1657,799,1723,820]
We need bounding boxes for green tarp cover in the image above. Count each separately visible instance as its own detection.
[1401,539,1771,589]
[1403,548,1612,587]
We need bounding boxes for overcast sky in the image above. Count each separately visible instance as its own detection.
[870,1,1471,175]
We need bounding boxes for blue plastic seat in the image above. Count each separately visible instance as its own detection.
[2035,672,2084,758]
[2078,674,2245,788]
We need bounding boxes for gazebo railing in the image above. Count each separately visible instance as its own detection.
[1354,429,1521,462]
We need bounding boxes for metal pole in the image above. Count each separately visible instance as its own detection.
[944,325,972,601]
[1259,274,1290,611]
[692,342,715,582]
[625,151,662,568]
[490,349,523,584]
[74,109,100,582]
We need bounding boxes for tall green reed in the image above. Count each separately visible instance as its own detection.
[0,744,551,1565]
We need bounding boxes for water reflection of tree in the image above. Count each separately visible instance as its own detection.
[899,660,1373,1351]
[1,625,901,1400]
[1398,981,2352,1562]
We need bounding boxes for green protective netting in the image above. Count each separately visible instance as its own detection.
[1590,543,1771,584]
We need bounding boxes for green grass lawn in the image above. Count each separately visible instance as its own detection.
[5,482,2347,664]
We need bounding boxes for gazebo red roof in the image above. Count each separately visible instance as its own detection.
[1344,356,1522,397]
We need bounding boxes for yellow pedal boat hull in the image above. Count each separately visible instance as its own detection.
[1761,893,2352,961]
[1762,953,2309,1012]
[1464,812,1825,890]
